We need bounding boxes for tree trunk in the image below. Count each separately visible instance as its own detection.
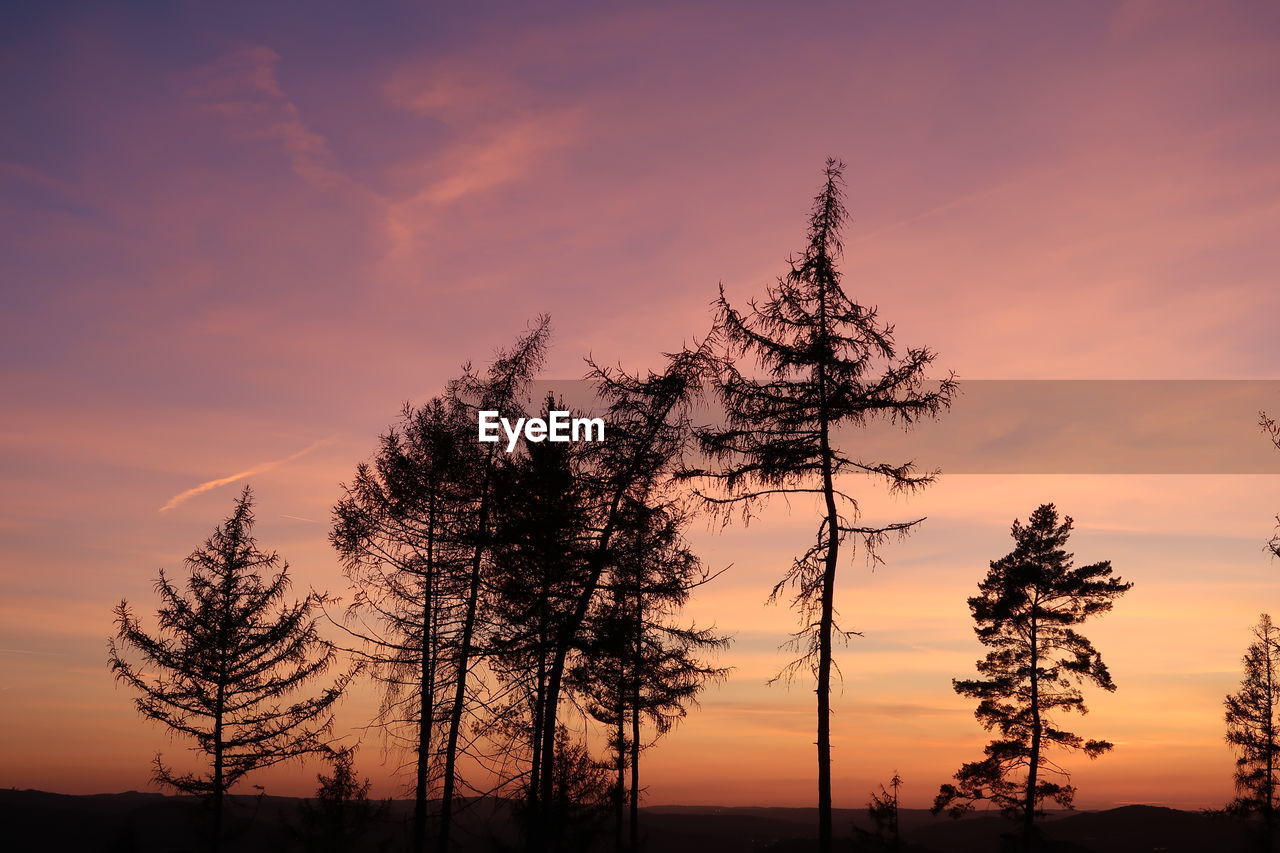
[413,616,434,852]
[630,577,643,853]
[536,510,629,848]
[531,657,546,803]
[815,370,838,853]
[213,593,229,853]
[815,491,838,853]
[440,459,495,853]
[630,705,641,853]
[212,698,224,853]
[1024,611,1041,851]
[615,712,625,852]
[525,616,550,852]
[1266,631,1276,853]
[537,647,567,850]
[413,505,438,853]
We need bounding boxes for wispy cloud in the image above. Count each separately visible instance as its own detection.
[159,437,333,512]
[187,45,376,200]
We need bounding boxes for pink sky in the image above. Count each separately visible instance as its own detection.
[3,0,1280,810]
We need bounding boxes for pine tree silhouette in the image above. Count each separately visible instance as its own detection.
[681,159,954,853]
[490,347,708,853]
[331,395,478,853]
[571,499,728,851]
[437,317,549,852]
[109,487,350,851]
[290,745,385,853]
[1225,613,1280,852]
[934,504,1131,851]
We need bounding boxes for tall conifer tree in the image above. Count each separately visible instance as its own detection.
[331,323,547,853]
[486,405,596,845]
[109,488,348,850]
[492,347,707,853]
[571,499,727,851]
[682,159,953,852]
[331,395,477,853]
[440,318,549,851]
[1225,613,1280,852]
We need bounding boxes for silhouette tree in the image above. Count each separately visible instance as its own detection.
[1225,613,1280,851]
[487,347,707,853]
[331,394,479,853]
[933,503,1131,851]
[680,159,954,853]
[330,323,547,853]
[856,772,902,852]
[528,348,707,852]
[109,488,349,851]
[438,318,550,852]
[289,745,386,853]
[571,499,728,851]
[543,726,613,853]
[573,600,634,853]
[485,409,597,847]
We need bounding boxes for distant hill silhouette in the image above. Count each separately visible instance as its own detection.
[0,789,1257,852]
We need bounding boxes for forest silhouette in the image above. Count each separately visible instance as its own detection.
[37,163,1276,853]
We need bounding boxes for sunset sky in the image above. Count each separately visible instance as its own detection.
[3,0,1280,811]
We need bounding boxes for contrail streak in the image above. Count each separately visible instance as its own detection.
[159,437,333,512]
